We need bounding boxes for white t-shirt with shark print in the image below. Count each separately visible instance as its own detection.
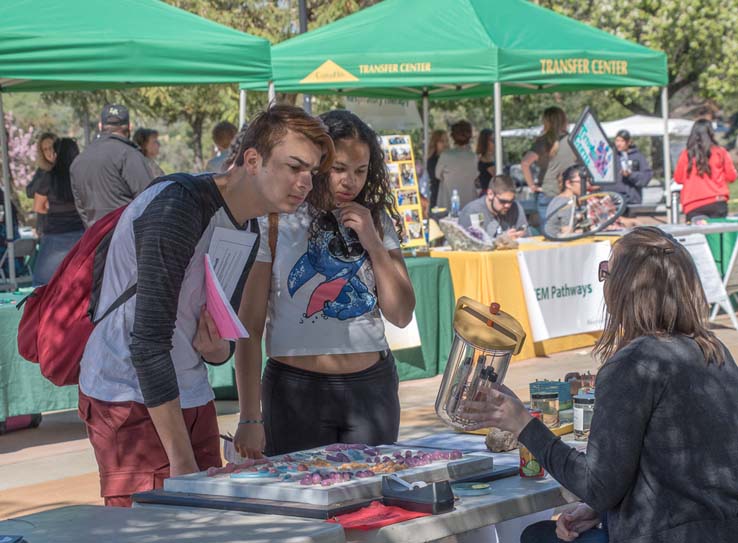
[256,203,401,357]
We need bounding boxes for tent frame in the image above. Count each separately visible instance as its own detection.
[0,88,14,287]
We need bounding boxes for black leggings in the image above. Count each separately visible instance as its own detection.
[262,352,401,456]
[686,200,727,222]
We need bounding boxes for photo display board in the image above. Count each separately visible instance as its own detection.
[381,135,426,249]
[569,107,618,185]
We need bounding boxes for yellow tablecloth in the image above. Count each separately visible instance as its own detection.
[431,236,614,362]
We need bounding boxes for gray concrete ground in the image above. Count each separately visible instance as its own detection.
[2,318,737,521]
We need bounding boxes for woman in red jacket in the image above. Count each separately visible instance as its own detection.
[674,119,737,221]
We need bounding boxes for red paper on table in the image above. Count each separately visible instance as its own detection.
[326,501,430,530]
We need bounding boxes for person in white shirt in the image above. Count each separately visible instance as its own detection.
[234,110,416,457]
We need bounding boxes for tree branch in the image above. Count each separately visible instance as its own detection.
[668,74,699,97]
[611,92,653,116]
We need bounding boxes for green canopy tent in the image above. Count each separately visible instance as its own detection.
[241,0,672,215]
[0,0,272,288]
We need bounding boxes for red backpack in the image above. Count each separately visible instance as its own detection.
[17,206,136,386]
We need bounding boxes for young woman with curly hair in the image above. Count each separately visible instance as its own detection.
[234,109,415,457]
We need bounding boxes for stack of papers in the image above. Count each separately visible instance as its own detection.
[204,254,249,340]
[203,227,260,341]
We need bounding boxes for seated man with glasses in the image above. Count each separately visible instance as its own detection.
[458,175,528,240]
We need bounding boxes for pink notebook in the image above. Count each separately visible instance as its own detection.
[204,254,249,340]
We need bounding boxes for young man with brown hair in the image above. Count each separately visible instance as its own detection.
[458,175,528,240]
[77,105,334,507]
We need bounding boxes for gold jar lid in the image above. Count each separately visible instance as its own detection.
[453,297,526,355]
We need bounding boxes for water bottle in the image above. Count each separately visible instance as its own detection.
[450,189,461,218]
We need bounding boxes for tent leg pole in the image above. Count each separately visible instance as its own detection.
[494,82,503,172]
[0,92,16,290]
[422,90,429,165]
[83,109,91,146]
[268,82,276,107]
[239,90,248,128]
[661,86,675,224]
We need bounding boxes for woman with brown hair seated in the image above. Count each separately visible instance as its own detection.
[461,226,738,543]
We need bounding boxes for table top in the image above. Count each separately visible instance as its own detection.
[430,235,613,257]
[0,288,31,311]
[349,460,576,543]
[0,453,578,543]
[658,222,738,236]
[140,452,577,543]
[0,504,344,543]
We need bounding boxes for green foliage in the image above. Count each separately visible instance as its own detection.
[125,0,381,168]
[10,0,738,176]
[308,0,379,28]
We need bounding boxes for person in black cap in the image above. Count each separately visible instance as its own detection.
[70,104,154,227]
[612,129,652,207]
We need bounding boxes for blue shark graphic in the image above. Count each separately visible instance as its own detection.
[288,212,376,320]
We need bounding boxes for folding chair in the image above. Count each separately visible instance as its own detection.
[0,237,38,290]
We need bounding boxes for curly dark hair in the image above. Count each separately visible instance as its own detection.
[308,110,403,240]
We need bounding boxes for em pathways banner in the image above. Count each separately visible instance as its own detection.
[517,241,611,342]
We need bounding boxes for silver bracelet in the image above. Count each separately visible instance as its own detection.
[238,419,263,425]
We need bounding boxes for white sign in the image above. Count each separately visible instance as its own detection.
[517,242,612,341]
[677,234,738,331]
[344,97,422,131]
[677,234,725,303]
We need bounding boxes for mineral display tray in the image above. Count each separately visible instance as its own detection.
[163,448,494,506]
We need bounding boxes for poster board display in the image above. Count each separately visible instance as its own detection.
[675,233,738,331]
[381,135,426,249]
[569,107,618,185]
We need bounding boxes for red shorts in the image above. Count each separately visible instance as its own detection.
[78,390,222,507]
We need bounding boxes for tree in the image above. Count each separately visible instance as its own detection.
[307,0,380,28]
[150,0,384,166]
[33,1,384,168]
[144,0,295,168]
[536,0,738,116]
[41,90,143,146]
[1,112,35,218]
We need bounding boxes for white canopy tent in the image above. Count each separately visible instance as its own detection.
[500,115,696,139]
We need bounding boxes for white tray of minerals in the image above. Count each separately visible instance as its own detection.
[164,443,494,506]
